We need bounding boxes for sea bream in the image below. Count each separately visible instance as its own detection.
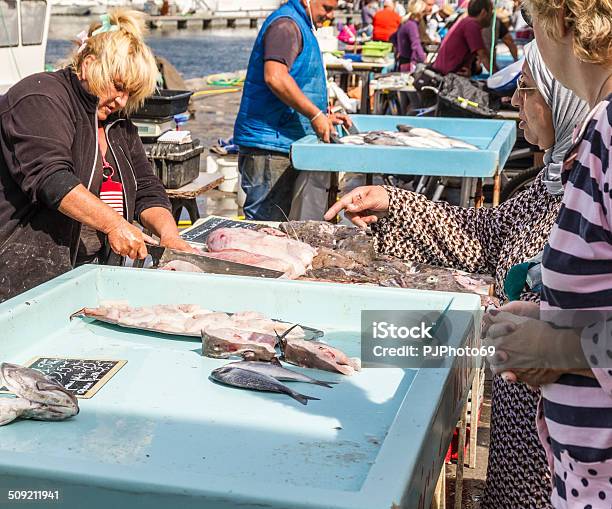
[210,365,319,405]
[338,127,478,150]
[225,359,337,388]
[397,124,478,150]
[0,363,79,426]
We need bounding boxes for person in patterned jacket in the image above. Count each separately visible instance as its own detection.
[324,42,588,508]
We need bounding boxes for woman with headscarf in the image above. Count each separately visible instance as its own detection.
[324,42,589,508]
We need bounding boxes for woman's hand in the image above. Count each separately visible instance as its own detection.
[106,219,149,260]
[160,235,200,254]
[483,308,584,387]
[324,186,390,228]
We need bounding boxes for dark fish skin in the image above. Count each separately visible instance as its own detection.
[210,366,319,405]
[226,359,337,388]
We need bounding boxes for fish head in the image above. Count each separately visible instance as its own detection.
[0,363,78,410]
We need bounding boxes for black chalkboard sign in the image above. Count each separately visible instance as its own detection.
[1,358,127,399]
[180,215,265,245]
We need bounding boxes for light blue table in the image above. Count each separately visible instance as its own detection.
[291,115,517,207]
[0,266,481,509]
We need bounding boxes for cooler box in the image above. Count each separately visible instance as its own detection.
[146,139,204,189]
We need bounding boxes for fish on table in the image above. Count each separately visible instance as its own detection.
[225,359,337,388]
[337,126,478,150]
[210,365,319,405]
[202,328,278,361]
[0,363,79,426]
[279,334,362,376]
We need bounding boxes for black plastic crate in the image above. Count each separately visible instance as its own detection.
[133,90,193,119]
[147,140,204,189]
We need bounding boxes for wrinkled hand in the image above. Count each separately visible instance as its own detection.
[311,112,333,143]
[324,186,390,227]
[160,235,200,254]
[106,219,148,260]
[483,309,580,387]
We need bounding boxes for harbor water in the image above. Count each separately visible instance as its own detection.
[46,16,258,78]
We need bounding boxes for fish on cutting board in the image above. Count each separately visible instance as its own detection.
[0,363,79,426]
[280,336,361,376]
[207,228,317,278]
[225,359,337,388]
[199,249,296,278]
[160,260,204,273]
[202,328,278,361]
[210,365,319,405]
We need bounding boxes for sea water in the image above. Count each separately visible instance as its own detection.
[46,16,258,79]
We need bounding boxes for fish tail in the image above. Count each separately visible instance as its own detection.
[314,380,338,389]
[291,392,320,406]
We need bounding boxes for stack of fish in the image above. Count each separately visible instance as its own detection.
[210,359,336,406]
[338,125,478,150]
[0,363,79,427]
[202,227,318,279]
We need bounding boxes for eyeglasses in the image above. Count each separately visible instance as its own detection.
[520,5,533,28]
[516,75,539,96]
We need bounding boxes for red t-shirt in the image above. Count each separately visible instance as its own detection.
[372,9,401,42]
[432,16,484,75]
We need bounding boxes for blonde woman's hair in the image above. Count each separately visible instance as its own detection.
[407,0,426,19]
[522,0,612,65]
[71,9,158,115]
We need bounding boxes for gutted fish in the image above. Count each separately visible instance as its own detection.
[210,365,319,405]
[200,249,295,278]
[202,328,278,361]
[0,363,79,426]
[397,124,478,150]
[338,127,478,150]
[74,304,307,339]
[280,338,361,376]
[207,228,317,278]
[226,359,337,388]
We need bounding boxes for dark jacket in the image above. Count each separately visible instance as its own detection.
[0,68,170,302]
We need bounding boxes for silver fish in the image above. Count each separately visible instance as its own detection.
[210,365,320,405]
[0,363,79,426]
[397,124,478,150]
[225,359,337,388]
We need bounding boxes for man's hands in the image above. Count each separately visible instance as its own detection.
[324,186,390,227]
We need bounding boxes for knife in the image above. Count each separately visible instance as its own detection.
[146,244,284,279]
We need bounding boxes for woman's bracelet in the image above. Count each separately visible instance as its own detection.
[310,110,323,123]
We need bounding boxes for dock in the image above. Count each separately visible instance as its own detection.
[146,11,354,30]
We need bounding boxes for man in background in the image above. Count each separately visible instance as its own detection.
[432,0,492,76]
[372,0,401,42]
[234,0,349,221]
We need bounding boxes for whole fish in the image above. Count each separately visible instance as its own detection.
[0,363,79,426]
[210,365,319,405]
[226,359,337,388]
[397,124,478,150]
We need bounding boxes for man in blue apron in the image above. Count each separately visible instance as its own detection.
[234,0,347,221]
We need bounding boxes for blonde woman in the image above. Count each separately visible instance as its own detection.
[393,0,427,71]
[485,0,612,507]
[0,10,192,302]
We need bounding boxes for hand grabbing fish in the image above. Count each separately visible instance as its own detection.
[0,363,79,426]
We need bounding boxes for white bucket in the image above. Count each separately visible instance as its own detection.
[217,158,239,193]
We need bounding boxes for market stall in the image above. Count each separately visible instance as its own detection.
[0,266,481,509]
[291,115,517,208]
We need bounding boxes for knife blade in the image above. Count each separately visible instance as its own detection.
[147,245,284,279]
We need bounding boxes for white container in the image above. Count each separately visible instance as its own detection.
[206,155,219,174]
[217,158,239,193]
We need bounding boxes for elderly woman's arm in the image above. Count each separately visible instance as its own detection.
[327,176,558,275]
